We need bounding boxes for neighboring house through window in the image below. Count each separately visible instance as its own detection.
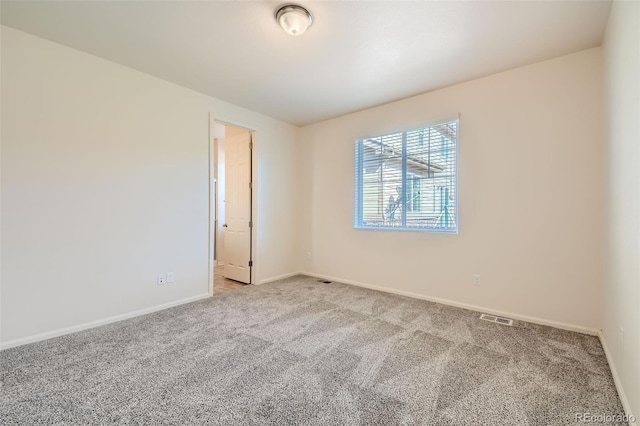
[354,119,458,232]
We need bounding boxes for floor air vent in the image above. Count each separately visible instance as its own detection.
[480,313,513,326]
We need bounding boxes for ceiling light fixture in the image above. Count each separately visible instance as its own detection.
[275,4,313,36]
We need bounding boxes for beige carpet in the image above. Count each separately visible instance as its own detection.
[1,275,626,425]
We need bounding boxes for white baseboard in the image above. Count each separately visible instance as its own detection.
[257,271,299,285]
[0,293,211,351]
[598,331,637,424]
[299,271,600,336]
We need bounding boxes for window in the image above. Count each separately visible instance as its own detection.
[354,119,458,232]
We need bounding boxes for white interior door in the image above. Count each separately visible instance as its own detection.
[223,131,252,283]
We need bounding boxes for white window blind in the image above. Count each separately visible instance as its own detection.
[354,119,458,232]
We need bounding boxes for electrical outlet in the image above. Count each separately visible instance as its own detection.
[473,274,480,286]
[167,272,174,283]
[158,273,166,285]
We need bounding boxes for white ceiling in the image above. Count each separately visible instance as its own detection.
[1,1,611,126]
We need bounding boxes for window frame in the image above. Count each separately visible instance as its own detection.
[354,118,459,234]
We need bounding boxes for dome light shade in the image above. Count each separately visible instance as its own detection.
[276,4,313,36]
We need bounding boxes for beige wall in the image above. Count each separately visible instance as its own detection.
[603,0,640,418]
[300,48,605,331]
[0,27,300,346]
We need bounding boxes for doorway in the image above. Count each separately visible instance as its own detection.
[209,119,255,295]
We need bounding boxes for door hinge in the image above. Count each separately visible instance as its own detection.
[249,221,253,228]
[249,141,253,150]
[249,181,252,189]
[249,260,253,267]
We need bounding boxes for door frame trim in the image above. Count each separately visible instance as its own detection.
[208,114,257,295]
